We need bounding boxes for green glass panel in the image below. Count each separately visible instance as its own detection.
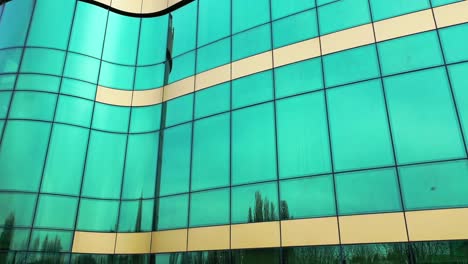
[232,248,280,264]
[370,0,430,21]
[0,121,4,139]
[431,0,463,6]
[232,70,274,109]
[98,62,134,90]
[154,253,186,264]
[123,132,159,199]
[0,193,36,227]
[440,23,468,64]
[114,254,149,264]
[83,131,126,199]
[188,251,230,264]
[412,240,468,263]
[400,160,468,210]
[0,74,16,91]
[28,0,75,49]
[232,182,279,224]
[130,104,162,133]
[157,194,188,230]
[449,63,468,149]
[71,254,113,264]
[194,82,230,119]
[232,24,271,61]
[16,74,61,93]
[232,0,270,33]
[284,246,341,263]
[0,228,30,251]
[190,188,230,227]
[280,175,336,220]
[272,10,318,48]
[171,1,197,57]
[276,92,331,178]
[196,38,230,73]
[274,58,323,98]
[55,96,93,127]
[64,53,100,84]
[92,103,130,133]
[0,91,11,118]
[384,68,465,164]
[29,230,73,252]
[336,168,402,215]
[103,13,140,65]
[138,15,168,65]
[61,78,97,101]
[197,0,230,46]
[35,195,77,229]
[165,94,193,127]
[77,199,119,232]
[168,51,195,84]
[323,44,380,87]
[0,48,21,73]
[118,200,154,232]
[9,91,57,121]
[328,80,394,171]
[271,0,315,20]
[191,113,230,191]
[160,123,192,196]
[232,103,277,185]
[378,31,444,76]
[21,48,65,76]
[0,0,34,48]
[0,121,50,191]
[135,64,165,90]
[343,243,410,263]
[42,124,88,196]
[318,0,370,35]
[70,2,107,58]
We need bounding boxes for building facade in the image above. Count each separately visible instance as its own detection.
[1,0,468,263]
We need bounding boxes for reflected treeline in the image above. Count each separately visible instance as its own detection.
[284,246,340,264]
[247,191,278,223]
[344,243,410,263]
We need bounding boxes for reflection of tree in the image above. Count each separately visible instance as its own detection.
[190,251,229,264]
[411,240,468,263]
[0,213,15,263]
[72,254,112,264]
[284,246,340,264]
[247,191,277,223]
[343,243,410,263]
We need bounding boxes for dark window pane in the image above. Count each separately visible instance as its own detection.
[232,248,280,264]
[343,243,410,263]
[283,245,341,264]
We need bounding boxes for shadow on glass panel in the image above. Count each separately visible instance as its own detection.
[71,254,113,264]
[343,243,410,263]
[246,191,278,223]
[411,240,468,263]
[114,254,150,264]
[232,248,280,264]
[188,250,229,264]
[283,245,341,264]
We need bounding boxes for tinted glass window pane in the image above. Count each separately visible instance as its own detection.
[336,168,402,215]
[118,200,154,232]
[232,248,280,264]
[92,103,130,133]
[0,0,34,48]
[165,94,193,127]
[29,230,73,252]
[61,78,97,101]
[370,0,429,21]
[99,62,134,90]
[232,182,279,224]
[0,74,16,91]
[412,240,468,263]
[157,194,188,230]
[21,48,65,76]
[440,23,468,64]
[384,68,465,164]
[171,2,197,57]
[103,13,140,65]
[449,62,468,149]
[138,15,168,65]
[196,38,230,73]
[135,64,165,90]
[343,243,410,263]
[276,92,331,179]
[192,114,230,191]
[0,193,36,228]
[0,48,21,73]
[318,0,370,35]
[284,245,341,263]
[16,74,61,93]
[232,24,271,61]
[232,0,270,33]
[130,104,162,133]
[188,251,230,264]
[0,91,11,118]
[190,188,230,227]
[197,0,230,46]
[271,0,315,20]
[272,10,318,48]
[232,70,274,109]
[194,82,230,119]
[55,96,93,127]
[64,53,100,84]
[154,253,186,264]
[71,254,113,264]
[232,103,277,185]
[9,91,57,121]
[0,228,30,251]
[35,195,77,230]
[77,199,119,232]
[274,58,323,98]
[114,254,149,264]
[168,52,195,84]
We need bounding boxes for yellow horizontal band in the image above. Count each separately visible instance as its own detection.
[92,0,187,15]
[72,207,468,254]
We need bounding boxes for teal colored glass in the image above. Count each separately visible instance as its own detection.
[232,70,274,109]
[272,10,318,48]
[0,121,3,139]
[122,133,159,199]
[318,0,371,35]
[9,91,57,121]
[135,64,165,90]
[0,74,16,91]
[64,53,100,83]
[232,248,281,264]
[21,49,65,76]
[27,253,71,263]
[27,0,75,49]
[69,2,107,58]
[154,253,185,264]
[0,91,11,118]
[0,121,50,192]
[327,80,394,171]
[369,0,430,21]
[61,78,97,101]
[165,94,193,127]
[449,63,468,148]
[279,175,336,220]
[0,193,36,227]
[168,51,195,84]
[157,194,189,230]
[384,67,465,164]
[343,243,409,263]
[232,0,270,33]
[118,200,154,232]
[83,131,126,199]
[284,246,341,263]
[55,96,93,127]
[194,82,230,119]
[276,92,331,179]
[400,160,468,210]
[0,48,21,73]
[0,0,34,48]
[0,228,29,251]
[197,0,231,46]
[103,12,140,65]
[130,104,162,133]
[232,103,277,185]
[191,113,230,191]
[431,0,462,6]
[42,125,88,196]
[440,23,468,64]
[114,255,149,264]
[77,199,119,232]
[190,188,230,227]
[271,0,315,20]
[275,58,323,99]
[160,123,192,196]
[232,24,271,61]
[98,62,134,90]
[16,74,61,93]
[171,1,197,57]
[336,168,402,215]
[92,103,130,133]
[232,182,279,224]
[138,15,168,65]
[29,230,73,252]
[378,31,444,76]
[196,38,231,73]
[71,254,113,264]
[323,44,380,87]
[34,195,78,229]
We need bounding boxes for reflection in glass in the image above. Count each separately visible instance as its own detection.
[232,182,279,224]
[343,243,410,263]
[283,245,341,264]
[114,254,150,264]
[71,254,113,264]
[411,240,468,263]
[232,248,280,264]
[188,250,230,264]
[29,230,72,252]
[154,252,188,264]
